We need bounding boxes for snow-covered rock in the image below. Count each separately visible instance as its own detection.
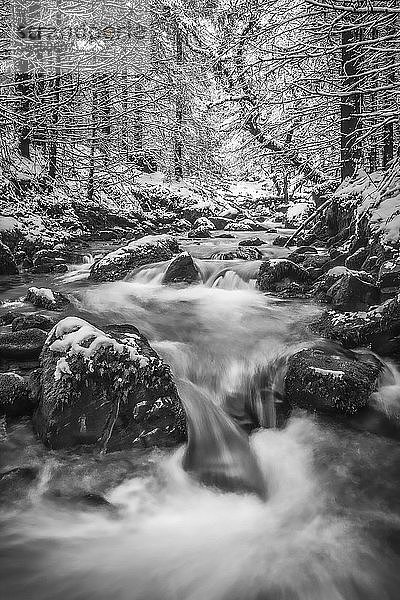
[33,318,186,451]
[285,347,382,415]
[89,234,180,282]
[25,287,70,311]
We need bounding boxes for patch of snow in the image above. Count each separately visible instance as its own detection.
[54,357,72,381]
[310,367,345,377]
[29,287,55,303]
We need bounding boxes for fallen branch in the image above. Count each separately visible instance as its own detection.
[284,196,333,247]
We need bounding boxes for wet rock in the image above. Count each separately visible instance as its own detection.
[0,328,47,360]
[0,466,39,503]
[361,255,379,273]
[224,221,253,232]
[238,237,264,247]
[293,246,318,254]
[257,259,312,293]
[345,247,369,270]
[34,317,186,451]
[0,372,32,417]
[378,258,400,300]
[161,252,200,285]
[25,287,70,311]
[89,234,180,282]
[208,216,232,230]
[312,267,380,311]
[0,216,23,250]
[0,241,18,275]
[285,347,382,416]
[187,226,212,238]
[310,293,400,355]
[32,250,69,273]
[12,314,55,332]
[211,248,262,260]
[193,217,216,230]
[302,254,331,269]
[0,311,24,325]
[272,235,290,247]
[214,233,235,239]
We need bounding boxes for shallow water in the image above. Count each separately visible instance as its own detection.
[0,233,399,600]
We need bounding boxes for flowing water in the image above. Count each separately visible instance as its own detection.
[0,233,399,600]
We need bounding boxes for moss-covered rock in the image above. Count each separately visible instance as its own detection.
[285,347,382,415]
[312,267,380,311]
[0,373,32,417]
[0,241,18,276]
[25,287,70,311]
[89,234,180,282]
[0,328,47,359]
[211,248,262,260]
[257,258,312,293]
[11,314,55,332]
[33,317,186,451]
[162,252,200,285]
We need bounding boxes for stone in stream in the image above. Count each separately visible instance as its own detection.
[311,292,400,357]
[256,259,312,293]
[312,267,380,311]
[285,347,382,416]
[0,466,39,503]
[0,372,32,417]
[0,328,47,360]
[211,248,262,260]
[0,241,19,275]
[187,226,212,238]
[193,217,216,230]
[0,311,24,325]
[238,237,264,247]
[208,216,232,229]
[89,234,180,282]
[161,252,200,285]
[272,234,290,247]
[11,314,56,332]
[224,221,253,232]
[25,287,70,311]
[33,317,186,451]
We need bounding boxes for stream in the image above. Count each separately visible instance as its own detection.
[0,232,399,600]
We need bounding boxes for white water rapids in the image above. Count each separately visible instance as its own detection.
[0,254,399,600]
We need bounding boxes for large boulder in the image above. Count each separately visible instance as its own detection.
[211,248,262,261]
[0,372,31,418]
[187,226,211,238]
[285,347,382,415]
[0,216,23,250]
[0,241,18,276]
[0,328,47,360]
[378,258,400,300]
[11,314,55,332]
[31,249,68,274]
[193,217,216,230]
[161,252,200,285]
[208,216,232,230]
[238,237,264,247]
[312,267,380,311]
[310,293,400,355]
[25,287,70,311]
[89,234,180,282]
[33,318,186,451]
[257,259,312,293]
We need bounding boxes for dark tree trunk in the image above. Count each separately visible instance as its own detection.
[340,27,362,180]
[174,27,184,180]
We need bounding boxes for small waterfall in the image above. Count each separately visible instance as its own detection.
[82,254,94,265]
[178,380,267,499]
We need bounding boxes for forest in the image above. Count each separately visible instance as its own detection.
[0,2,400,600]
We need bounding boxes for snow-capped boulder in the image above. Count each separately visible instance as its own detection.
[193,217,216,230]
[238,237,264,247]
[285,347,382,415]
[187,226,211,238]
[31,249,68,274]
[224,221,253,232]
[89,234,180,282]
[211,248,262,261]
[162,252,200,285]
[33,318,186,451]
[257,259,312,293]
[0,216,23,250]
[0,372,31,418]
[0,241,18,276]
[378,258,400,300]
[25,287,70,311]
[0,328,47,359]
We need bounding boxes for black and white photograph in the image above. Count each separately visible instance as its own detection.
[0,1,399,598]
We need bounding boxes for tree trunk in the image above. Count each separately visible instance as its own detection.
[174,27,184,180]
[340,26,362,180]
